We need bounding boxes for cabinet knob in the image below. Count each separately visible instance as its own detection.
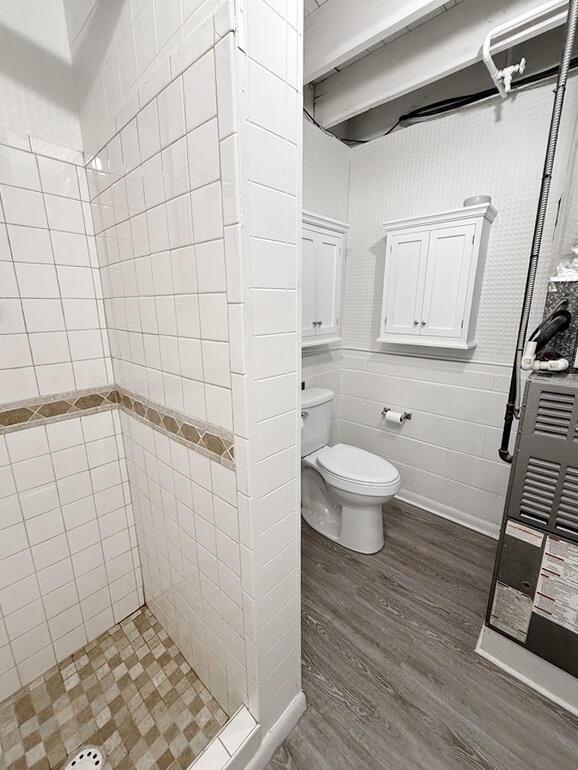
[421,320,426,326]
[413,320,419,325]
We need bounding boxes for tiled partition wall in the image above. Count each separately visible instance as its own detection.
[64,0,305,741]
[0,135,141,702]
[233,0,304,729]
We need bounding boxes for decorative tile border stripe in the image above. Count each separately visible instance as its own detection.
[118,387,235,468]
[0,387,119,431]
[0,387,234,467]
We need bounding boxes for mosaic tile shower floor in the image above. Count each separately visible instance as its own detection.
[0,607,227,770]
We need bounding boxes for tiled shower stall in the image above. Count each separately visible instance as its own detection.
[0,0,303,766]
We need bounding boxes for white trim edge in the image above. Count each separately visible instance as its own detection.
[244,691,307,770]
[395,490,500,540]
[476,625,578,717]
[383,202,497,231]
[303,210,350,233]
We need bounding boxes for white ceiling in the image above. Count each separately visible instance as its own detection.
[304,0,468,84]
[305,0,570,131]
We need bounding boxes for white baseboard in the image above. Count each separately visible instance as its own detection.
[476,625,578,717]
[396,490,500,539]
[243,690,307,770]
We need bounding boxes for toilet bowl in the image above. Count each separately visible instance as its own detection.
[301,389,401,554]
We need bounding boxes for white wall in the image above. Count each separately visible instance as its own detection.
[302,77,578,537]
[302,117,349,412]
[0,1,81,148]
[303,117,349,222]
[345,79,578,360]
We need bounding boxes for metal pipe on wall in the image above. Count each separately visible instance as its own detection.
[499,0,578,463]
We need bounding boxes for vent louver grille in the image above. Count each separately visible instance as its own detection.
[555,466,578,536]
[534,390,575,437]
[519,457,560,527]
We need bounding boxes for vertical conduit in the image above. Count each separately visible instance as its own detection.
[499,0,578,463]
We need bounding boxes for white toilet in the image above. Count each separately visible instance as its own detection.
[301,387,401,554]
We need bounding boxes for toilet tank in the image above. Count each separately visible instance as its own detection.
[301,388,335,457]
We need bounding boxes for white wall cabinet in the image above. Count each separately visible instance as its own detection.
[302,211,348,348]
[379,202,496,350]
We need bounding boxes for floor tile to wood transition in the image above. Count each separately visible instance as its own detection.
[269,502,578,770]
[0,607,227,770]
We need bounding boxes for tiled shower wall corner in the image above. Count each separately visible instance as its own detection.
[0,139,112,406]
[0,408,140,701]
[77,2,249,715]
[0,135,141,703]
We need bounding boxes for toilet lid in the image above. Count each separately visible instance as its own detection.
[316,444,399,485]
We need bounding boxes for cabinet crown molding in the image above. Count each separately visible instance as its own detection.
[303,210,350,233]
[383,202,497,232]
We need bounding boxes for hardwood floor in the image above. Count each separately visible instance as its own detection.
[268,502,578,770]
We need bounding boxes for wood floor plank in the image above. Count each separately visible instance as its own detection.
[268,502,578,770]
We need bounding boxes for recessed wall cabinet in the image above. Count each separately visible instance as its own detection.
[378,202,497,349]
[302,211,349,348]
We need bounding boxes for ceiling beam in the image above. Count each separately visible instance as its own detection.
[303,0,449,84]
[341,26,567,142]
[314,0,567,128]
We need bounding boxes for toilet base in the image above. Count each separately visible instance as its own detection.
[302,503,385,554]
[301,466,386,554]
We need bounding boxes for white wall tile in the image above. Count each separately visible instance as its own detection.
[8,225,53,264]
[191,182,223,243]
[158,78,186,148]
[187,118,220,190]
[45,195,85,233]
[38,157,80,198]
[1,186,47,228]
[0,146,40,190]
[183,51,216,131]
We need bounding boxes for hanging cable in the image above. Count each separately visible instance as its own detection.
[304,56,578,146]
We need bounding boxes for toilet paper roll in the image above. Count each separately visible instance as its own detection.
[385,410,404,424]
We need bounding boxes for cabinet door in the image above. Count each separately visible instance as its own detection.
[315,231,342,337]
[302,227,318,339]
[383,230,429,336]
[421,223,475,339]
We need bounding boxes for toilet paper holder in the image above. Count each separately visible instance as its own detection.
[381,407,412,422]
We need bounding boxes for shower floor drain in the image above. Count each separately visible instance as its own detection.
[63,747,104,769]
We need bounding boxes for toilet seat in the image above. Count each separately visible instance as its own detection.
[308,443,400,497]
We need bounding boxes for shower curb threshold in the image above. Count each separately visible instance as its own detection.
[189,692,306,770]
